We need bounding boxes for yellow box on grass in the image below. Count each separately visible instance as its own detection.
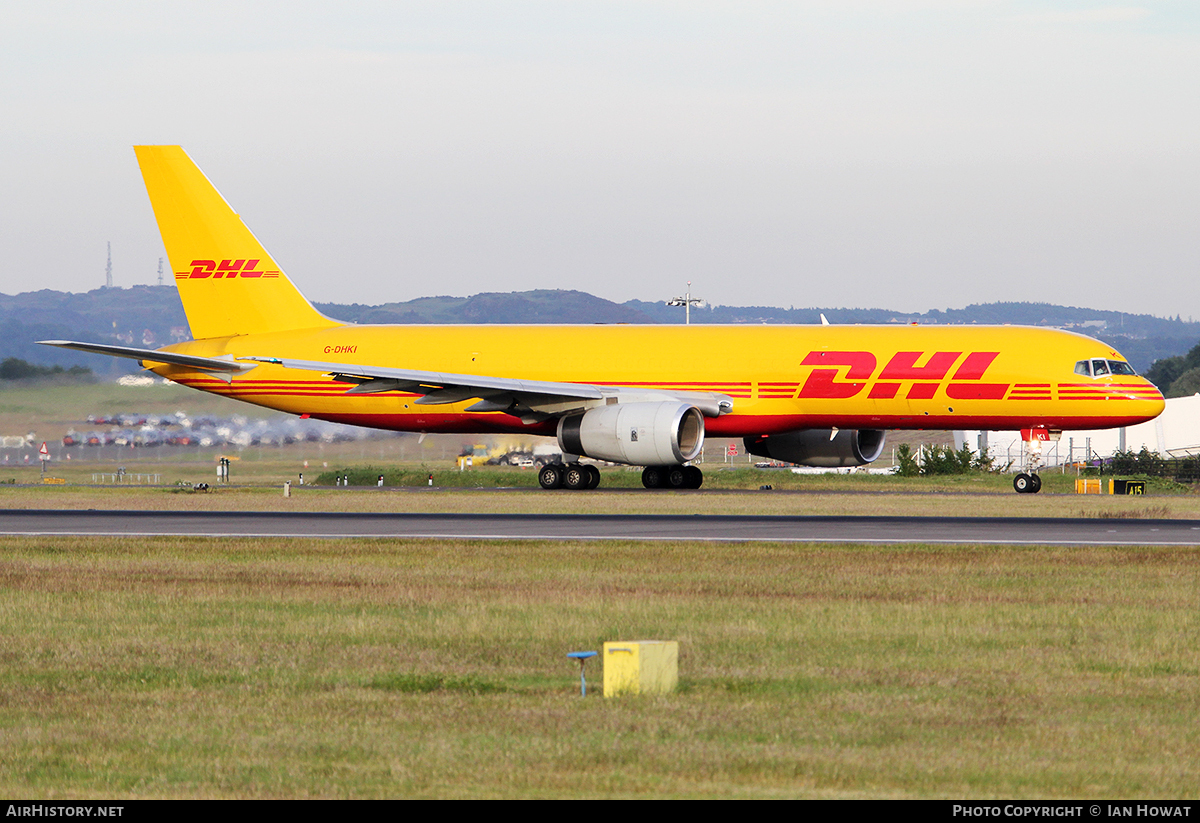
[603,640,678,697]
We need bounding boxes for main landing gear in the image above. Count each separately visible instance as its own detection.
[538,462,601,490]
[536,463,705,490]
[641,465,703,490]
[1013,473,1042,494]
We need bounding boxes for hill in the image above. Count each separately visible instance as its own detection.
[315,290,651,325]
[0,286,188,376]
[1,287,1194,375]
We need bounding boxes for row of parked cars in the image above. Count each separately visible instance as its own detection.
[62,412,394,448]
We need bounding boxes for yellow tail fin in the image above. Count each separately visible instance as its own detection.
[134,146,339,339]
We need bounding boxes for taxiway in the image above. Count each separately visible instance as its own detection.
[2,510,1199,545]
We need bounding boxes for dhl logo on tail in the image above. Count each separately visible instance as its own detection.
[175,259,281,279]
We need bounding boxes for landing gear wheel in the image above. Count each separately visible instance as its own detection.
[667,466,687,488]
[1013,473,1032,494]
[584,465,601,490]
[642,466,665,489]
[563,464,588,490]
[538,464,564,490]
[683,465,703,489]
[1029,474,1042,494]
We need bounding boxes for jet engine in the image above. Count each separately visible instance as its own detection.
[558,401,705,466]
[743,429,886,467]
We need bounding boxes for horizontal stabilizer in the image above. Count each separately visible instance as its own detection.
[38,340,258,375]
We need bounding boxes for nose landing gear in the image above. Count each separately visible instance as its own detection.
[1013,472,1042,494]
[1013,434,1046,493]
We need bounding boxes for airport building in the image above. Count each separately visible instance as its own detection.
[955,394,1200,469]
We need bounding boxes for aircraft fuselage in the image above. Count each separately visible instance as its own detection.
[151,322,1165,437]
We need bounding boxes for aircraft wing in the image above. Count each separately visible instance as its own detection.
[34,341,732,421]
[38,340,257,379]
[239,355,733,421]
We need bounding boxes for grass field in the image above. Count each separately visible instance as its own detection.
[1,536,1197,798]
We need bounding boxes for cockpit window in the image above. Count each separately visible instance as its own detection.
[1076,359,1139,378]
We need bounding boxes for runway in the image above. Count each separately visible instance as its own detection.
[2,509,1200,545]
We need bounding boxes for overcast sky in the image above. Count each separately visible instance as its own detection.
[2,1,1198,317]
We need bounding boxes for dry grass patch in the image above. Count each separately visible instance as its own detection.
[1084,505,1174,519]
[4,483,1200,520]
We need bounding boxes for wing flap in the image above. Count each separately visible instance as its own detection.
[239,355,732,418]
[241,356,606,401]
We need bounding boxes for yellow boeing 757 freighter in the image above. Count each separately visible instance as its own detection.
[42,146,1165,493]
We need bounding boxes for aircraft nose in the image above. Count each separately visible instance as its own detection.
[1146,391,1166,418]
[1129,381,1165,422]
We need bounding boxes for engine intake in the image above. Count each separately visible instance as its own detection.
[558,401,705,466]
[744,429,886,467]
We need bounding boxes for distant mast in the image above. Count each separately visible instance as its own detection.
[105,242,113,289]
[667,281,704,325]
[157,258,164,286]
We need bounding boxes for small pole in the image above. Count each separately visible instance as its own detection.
[567,651,598,697]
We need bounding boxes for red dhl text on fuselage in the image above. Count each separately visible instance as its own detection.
[150,323,1165,436]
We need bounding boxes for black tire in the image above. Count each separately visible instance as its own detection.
[683,465,703,489]
[667,466,687,488]
[539,464,564,490]
[1013,473,1032,494]
[1029,474,1042,494]
[642,466,664,489]
[563,464,588,490]
[584,465,601,489]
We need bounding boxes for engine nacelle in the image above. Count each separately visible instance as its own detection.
[743,429,886,467]
[558,401,705,466]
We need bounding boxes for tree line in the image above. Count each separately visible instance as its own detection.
[1143,340,1200,397]
[0,358,92,381]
